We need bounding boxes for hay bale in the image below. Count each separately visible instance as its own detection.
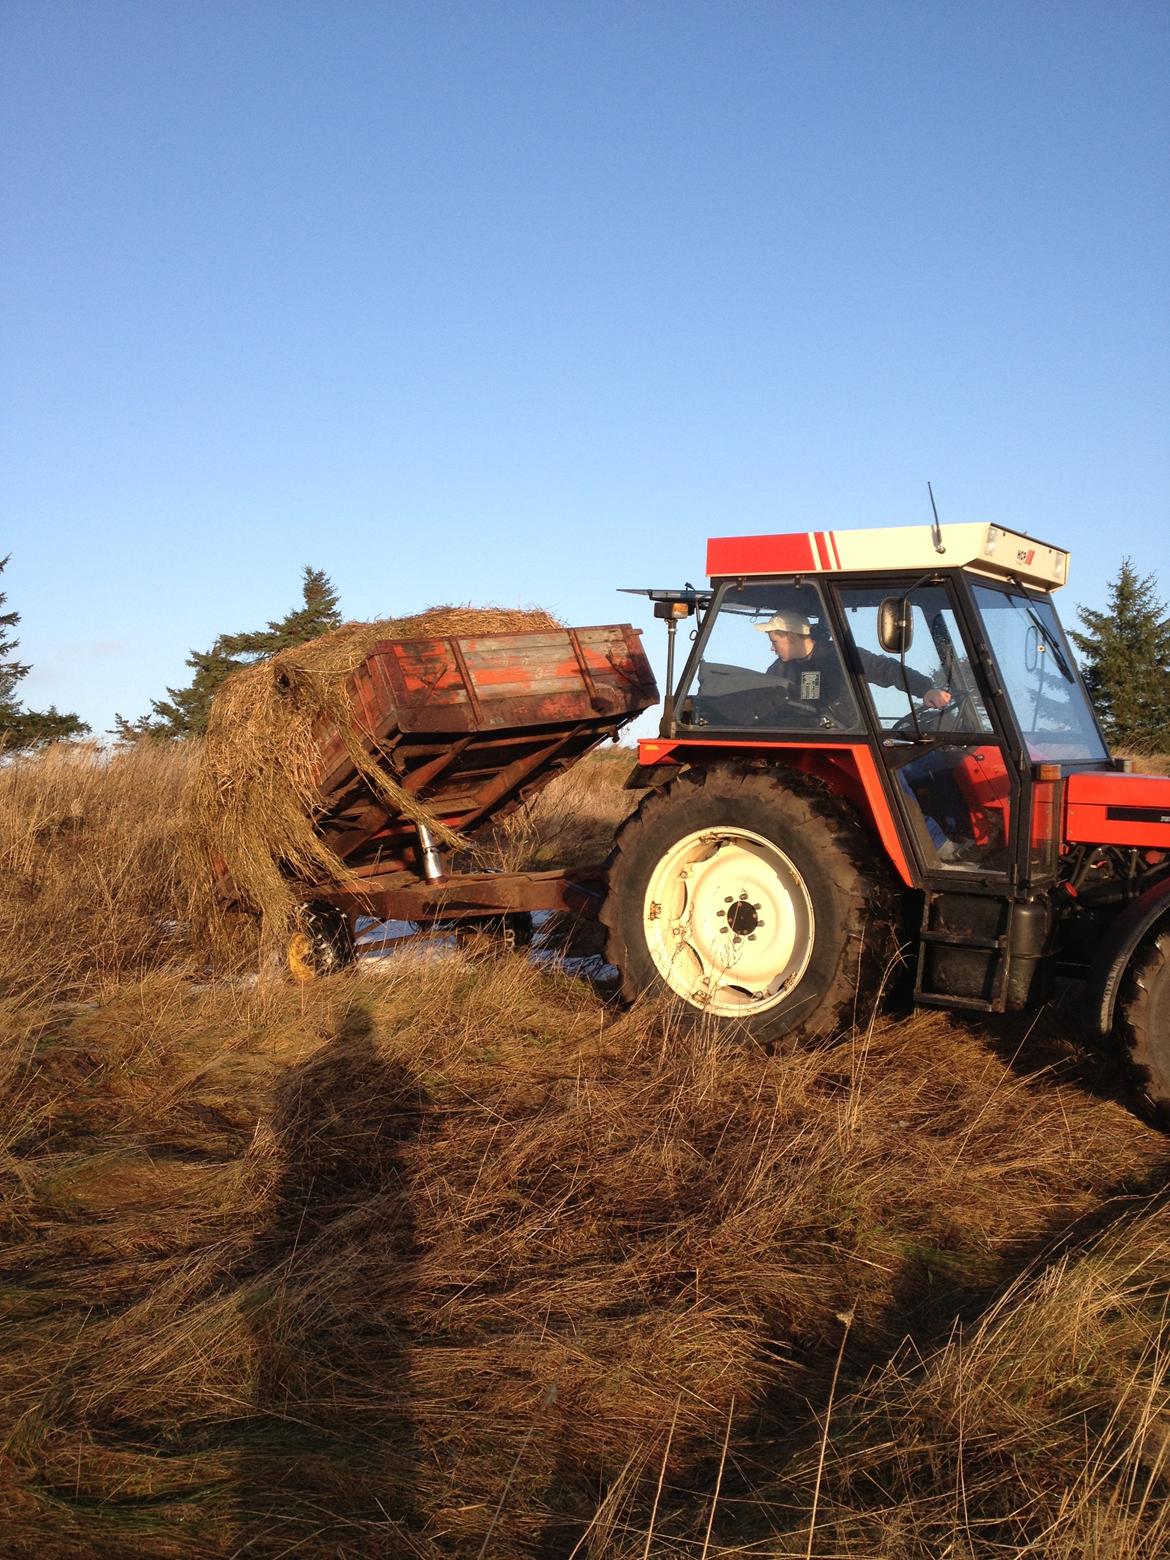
[183,606,561,948]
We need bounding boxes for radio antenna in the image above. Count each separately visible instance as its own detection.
[927,481,946,554]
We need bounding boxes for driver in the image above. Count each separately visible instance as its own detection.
[755,611,953,712]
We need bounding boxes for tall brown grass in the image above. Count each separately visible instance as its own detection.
[712,1198,1170,1557]
[1,743,1168,1558]
[0,742,199,1002]
[1119,749,1170,777]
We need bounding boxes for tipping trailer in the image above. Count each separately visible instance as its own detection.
[259,623,658,973]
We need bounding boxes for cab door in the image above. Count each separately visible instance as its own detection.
[833,580,1017,880]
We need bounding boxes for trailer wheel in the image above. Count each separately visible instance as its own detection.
[1118,926,1170,1120]
[601,766,896,1046]
[287,902,356,982]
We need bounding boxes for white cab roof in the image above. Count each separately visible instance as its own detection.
[706,523,1069,589]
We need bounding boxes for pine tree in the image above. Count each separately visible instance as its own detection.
[1070,559,1170,751]
[117,566,342,740]
[0,557,90,751]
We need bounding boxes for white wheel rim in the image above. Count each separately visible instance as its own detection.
[643,826,815,1017]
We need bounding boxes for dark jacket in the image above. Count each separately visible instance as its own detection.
[766,643,934,708]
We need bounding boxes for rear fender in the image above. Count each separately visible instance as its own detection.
[1086,875,1170,1035]
[635,737,916,886]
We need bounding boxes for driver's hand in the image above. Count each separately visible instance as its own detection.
[922,689,952,709]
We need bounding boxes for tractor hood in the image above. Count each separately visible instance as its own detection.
[1065,770,1170,850]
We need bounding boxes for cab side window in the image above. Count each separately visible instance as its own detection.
[678,582,862,733]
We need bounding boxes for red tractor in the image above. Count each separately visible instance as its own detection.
[603,522,1170,1116]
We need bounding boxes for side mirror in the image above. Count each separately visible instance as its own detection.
[878,597,914,655]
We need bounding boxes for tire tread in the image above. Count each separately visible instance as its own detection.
[600,764,896,1042]
[1119,927,1170,1119]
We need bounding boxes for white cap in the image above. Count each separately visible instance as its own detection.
[754,611,812,635]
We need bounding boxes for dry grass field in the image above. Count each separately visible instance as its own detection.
[2,743,1169,1558]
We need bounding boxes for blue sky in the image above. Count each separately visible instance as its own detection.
[3,0,1168,736]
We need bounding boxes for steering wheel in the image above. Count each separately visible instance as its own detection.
[890,700,963,737]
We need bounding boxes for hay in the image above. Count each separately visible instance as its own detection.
[183,606,561,945]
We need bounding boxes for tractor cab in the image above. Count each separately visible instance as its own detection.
[643,523,1137,893]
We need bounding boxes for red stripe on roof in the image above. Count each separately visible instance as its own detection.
[706,532,818,577]
[813,532,832,569]
[828,531,842,569]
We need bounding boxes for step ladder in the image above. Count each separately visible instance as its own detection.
[914,890,1016,1013]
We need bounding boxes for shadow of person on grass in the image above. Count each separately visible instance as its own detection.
[236,1001,428,1558]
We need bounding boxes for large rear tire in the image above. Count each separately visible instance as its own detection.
[1118,927,1170,1120]
[601,766,896,1046]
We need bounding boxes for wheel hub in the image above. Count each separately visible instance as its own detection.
[726,898,760,936]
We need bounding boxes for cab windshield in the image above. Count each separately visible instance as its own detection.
[970,582,1109,763]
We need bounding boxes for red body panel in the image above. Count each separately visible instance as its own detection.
[637,737,917,886]
[706,532,819,577]
[1064,770,1170,849]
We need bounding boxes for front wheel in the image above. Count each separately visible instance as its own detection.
[1118,926,1170,1120]
[601,766,896,1046]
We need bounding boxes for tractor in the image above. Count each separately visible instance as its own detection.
[604,521,1170,1116]
[220,521,1168,1121]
